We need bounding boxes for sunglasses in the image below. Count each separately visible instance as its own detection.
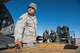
[28,6,35,10]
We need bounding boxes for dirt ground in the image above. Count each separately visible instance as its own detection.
[0,43,79,53]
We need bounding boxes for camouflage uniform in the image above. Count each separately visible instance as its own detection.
[14,13,37,47]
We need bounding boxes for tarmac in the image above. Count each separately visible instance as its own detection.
[0,43,80,53]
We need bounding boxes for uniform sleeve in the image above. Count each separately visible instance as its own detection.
[14,14,27,42]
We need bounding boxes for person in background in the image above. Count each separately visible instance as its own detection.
[50,30,56,42]
[43,29,50,43]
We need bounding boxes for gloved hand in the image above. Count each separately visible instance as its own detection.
[15,41,22,52]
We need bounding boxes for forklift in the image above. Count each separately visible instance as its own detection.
[57,26,78,49]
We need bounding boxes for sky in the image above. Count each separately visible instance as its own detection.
[5,0,80,38]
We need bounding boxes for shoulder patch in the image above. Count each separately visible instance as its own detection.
[19,17,23,21]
